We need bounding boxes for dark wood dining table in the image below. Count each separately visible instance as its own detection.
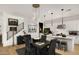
[31,41,50,54]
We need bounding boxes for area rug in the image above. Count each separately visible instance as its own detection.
[16,47,25,55]
[16,47,61,55]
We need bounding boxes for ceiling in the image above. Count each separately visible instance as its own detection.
[0,4,79,21]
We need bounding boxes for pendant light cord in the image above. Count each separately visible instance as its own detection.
[61,9,64,25]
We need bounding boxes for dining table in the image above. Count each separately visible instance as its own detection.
[31,41,50,55]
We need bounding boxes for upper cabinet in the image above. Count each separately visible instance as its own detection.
[64,20,78,31]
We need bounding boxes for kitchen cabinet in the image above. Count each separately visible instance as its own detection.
[64,20,77,31]
[74,36,79,44]
[69,35,79,44]
[76,21,79,31]
[46,35,74,51]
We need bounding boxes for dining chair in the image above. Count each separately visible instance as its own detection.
[48,39,57,55]
[60,40,67,51]
[17,35,25,45]
[40,39,57,55]
[39,35,46,42]
[24,35,36,55]
[56,39,61,49]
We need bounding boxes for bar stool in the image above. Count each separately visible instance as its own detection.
[60,40,67,51]
[56,39,61,49]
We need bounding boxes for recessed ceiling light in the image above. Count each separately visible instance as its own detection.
[51,13,53,14]
[61,9,64,11]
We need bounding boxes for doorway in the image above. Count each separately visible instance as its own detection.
[39,22,43,33]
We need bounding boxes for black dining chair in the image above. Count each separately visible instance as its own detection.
[39,35,46,42]
[48,39,57,55]
[56,40,61,49]
[40,39,57,55]
[24,35,36,55]
[60,41,67,51]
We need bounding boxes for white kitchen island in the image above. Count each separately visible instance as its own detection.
[46,35,75,51]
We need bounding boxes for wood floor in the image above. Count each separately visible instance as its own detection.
[0,44,79,55]
[0,44,25,55]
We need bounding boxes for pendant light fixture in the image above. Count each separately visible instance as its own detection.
[32,4,40,8]
[32,4,40,21]
[57,9,66,29]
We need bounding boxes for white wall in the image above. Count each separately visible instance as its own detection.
[1,12,24,47]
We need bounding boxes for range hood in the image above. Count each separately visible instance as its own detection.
[57,24,66,29]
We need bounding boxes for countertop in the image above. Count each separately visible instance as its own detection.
[47,35,75,40]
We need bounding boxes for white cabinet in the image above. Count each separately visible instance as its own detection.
[64,20,79,31]
[68,35,79,44]
[65,20,77,31]
[74,36,79,44]
[76,21,79,31]
[70,35,79,44]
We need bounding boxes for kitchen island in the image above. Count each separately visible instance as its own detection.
[46,35,75,51]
